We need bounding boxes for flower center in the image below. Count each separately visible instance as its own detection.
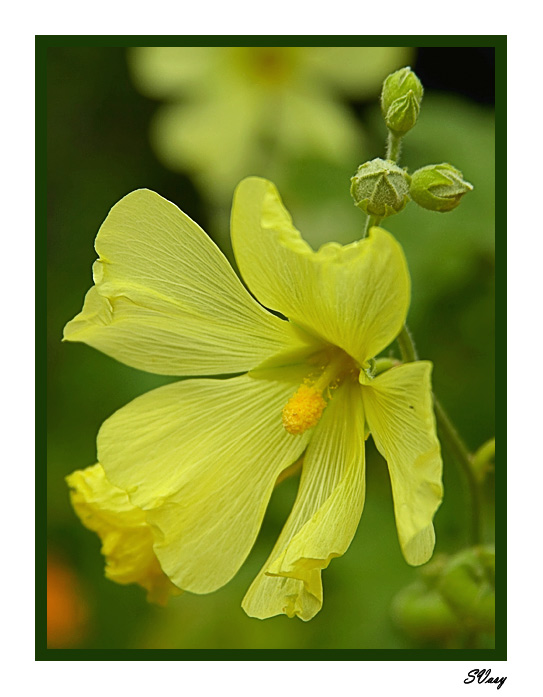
[231,47,299,86]
[282,350,356,436]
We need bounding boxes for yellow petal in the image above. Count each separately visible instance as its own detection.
[128,47,216,99]
[361,362,443,566]
[63,189,319,376]
[66,464,181,605]
[242,379,366,621]
[274,87,361,162]
[97,368,313,594]
[231,177,410,365]
[150,93,261,201]
[305,47,414,98]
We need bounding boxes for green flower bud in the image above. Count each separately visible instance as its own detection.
[392,547,495,641]
[391,583,462,640]
[350,158,410,218]
[437,546,495,633]
[381,67,423,135]
[471,438,495,483]
[410,163,473,212]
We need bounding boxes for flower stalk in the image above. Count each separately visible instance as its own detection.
[363,214,382,237]
[396,325,482,546]
[386,131,403,162]
[433,398,482,547]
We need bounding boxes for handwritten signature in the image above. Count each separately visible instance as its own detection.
[464,669,507,690]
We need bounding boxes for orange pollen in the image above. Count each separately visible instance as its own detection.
[282,384,327,436]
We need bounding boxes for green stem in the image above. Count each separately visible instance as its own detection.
[433,398,481,546]
[397,323,418,361]
[397,325,481,546]
[363,214,382,238]
[386,131,403,163]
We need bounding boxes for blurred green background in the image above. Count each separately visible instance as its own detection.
[46,44,495,650]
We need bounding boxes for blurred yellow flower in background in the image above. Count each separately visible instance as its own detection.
[64,176,442,621]
[128,46,412,203]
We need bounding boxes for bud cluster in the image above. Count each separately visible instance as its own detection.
[350,67,474,224]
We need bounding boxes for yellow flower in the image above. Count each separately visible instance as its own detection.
[64,177,443,620]
[128,46,412,202]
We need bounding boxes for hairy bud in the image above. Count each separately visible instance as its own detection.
[350,158,410,218]
[381,67,423,135]
[410,163,473,212]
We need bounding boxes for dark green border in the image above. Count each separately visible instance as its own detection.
[38,34,504,48]
[494,34,507,662]
[38,34,506,661]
